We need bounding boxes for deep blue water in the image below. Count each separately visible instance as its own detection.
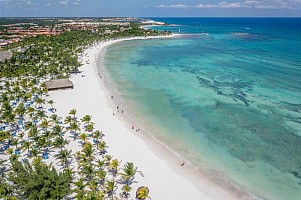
[102,18,301,200]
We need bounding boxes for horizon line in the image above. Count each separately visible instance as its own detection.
[1,16,301,18]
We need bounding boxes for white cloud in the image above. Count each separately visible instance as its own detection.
[59,0,68,6]
[0,0,40,9]
[73,0,80,5]
[219,2,244,8]
[157,0,301,10]
[0,0,98,9]
[157,4,188,8]
[195,2,243,8]
[0,0,32,5]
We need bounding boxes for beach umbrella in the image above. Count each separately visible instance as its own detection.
[136,186,150,200]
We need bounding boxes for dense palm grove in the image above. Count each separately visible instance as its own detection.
[0,24,168,199]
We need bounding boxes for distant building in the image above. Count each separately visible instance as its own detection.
[104,29,112,34]
[141,20,165,25]
[120,26,132,32]
[0,42,9,49]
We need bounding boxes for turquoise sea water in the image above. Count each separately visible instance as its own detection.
[101,18,301,200]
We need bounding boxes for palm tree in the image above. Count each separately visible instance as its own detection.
[64,115,72,125]
[96,169,107,185]
[9,154,20,162]
[79,133,88,145]
[25,91,33,102]
[18,131,25,141]
[35,97,44,108]
[37,137,49,153]
[1,101,15,124]
[35,109,47,121]
[26,107,35,120]
[50,114,61,125]
[74,178,86,199]
[52,124,64,137]
[122,184,132,199]
[53,136,69,150]
[92,190,106,200]
[48,100,55,109]
[81,115,92,125]
[109,159,121,177]
[104,155,112,165]
[87,179,98,191]
[68,109,77,118]
[106,179,117,200]
[21,140,32,154]
[0,178,14,199]
[64,166,75,181]
[85,123,94,132]
[0,159,9,178]
[82,142,94,160]
[40,119,51,131]
[98,141,108,156]
[82,163,95,181]
[29,147,40,158]
[28,125,38,140]
[0,131,6,148]
[39,83,48,96]
[96,159,106,170]
[15,102,26,117]
[120,162,138,186]
[93,130,103,148]
[69,121,81,140]
[10,138,19,149]
[74,150,82,163]
[55,149,73,169]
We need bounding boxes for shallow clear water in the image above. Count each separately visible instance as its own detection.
[102,18,301,200]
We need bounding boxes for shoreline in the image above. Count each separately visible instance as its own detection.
[49,35,253,199]
[96,37,260,200]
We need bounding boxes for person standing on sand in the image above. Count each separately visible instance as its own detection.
[181,161,185,167]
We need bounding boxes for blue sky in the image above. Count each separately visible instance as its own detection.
[1,0,301,17]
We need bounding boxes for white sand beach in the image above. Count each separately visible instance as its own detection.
[48,36,238,200]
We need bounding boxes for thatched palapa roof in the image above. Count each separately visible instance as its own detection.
[0,51,12,62]
[45,79,74,91]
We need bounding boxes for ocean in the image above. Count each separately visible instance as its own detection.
[100,18,301,200]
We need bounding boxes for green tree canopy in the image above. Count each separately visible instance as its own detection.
[8,160,71,199]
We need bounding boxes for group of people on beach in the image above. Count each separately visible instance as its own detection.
[131,125,140,132]
[113,104,124,116]
[111,98,142,133]
[116,105,124,114]
[111,96,186,168]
